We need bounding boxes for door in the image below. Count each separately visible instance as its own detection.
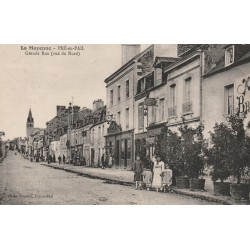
[115,140,120,166]
[91,148,95,167]
[124,139,128,167]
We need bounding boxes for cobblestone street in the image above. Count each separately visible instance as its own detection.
[0,151,216,205]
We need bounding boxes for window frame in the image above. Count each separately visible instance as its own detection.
[225,46,234,67]
[224,83,234,115]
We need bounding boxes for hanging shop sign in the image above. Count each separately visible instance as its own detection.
[144,98,157,106]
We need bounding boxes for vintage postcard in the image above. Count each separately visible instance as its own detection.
[0,44,250,205]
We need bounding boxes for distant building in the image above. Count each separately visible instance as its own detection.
[26,108,44,137]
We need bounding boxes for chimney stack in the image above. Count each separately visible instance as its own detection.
[121,44,141,65]
[93,99,104,111]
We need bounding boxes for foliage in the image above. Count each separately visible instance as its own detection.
[179,124,205,178]
[155,126,183,176]
[206,115,250,183]
[155,124,205,178]
[206,123,233,182]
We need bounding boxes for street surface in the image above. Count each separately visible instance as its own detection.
[0,151,215,205]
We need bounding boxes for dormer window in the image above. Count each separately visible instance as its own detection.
[225,46,234,66]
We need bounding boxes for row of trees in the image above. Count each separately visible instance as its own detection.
[155,115,250,185]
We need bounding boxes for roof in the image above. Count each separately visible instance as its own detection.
[204,48,250,78]
[153,56,178,67]
[163,49,202,74]
[104,45,153,83]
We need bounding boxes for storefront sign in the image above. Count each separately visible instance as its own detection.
[147,127,162,137]
[144,98,157,106]
[236,75,250,117]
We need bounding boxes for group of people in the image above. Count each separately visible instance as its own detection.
[47,154,66,165]
[133,155,173,192]
[101,154,114,169]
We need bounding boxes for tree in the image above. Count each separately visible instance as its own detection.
[206,115,250,184]
[179,124,205,179]
[155,124,205,178]
[206,123,233,182]
[155,126,183,176]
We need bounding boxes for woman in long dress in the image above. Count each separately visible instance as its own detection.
[152,156,165,191]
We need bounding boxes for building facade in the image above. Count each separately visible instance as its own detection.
[105,44,177,168]
[202,44,250,139]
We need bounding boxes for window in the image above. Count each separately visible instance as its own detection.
[126,80,129,98]
[125,108,129,129]
[118,85,121,103]
[110,90,113,106]
[151,106,156,123]
[169,84,177,117]
[184,77,191,103]
[138,103,144,130]
[225,84,234,115]
[225,46,234,66]
[117,111,121,125]
[170,84,176,108]
[183,77,192,113]
[98,126,101,138]
[159,98,165,121]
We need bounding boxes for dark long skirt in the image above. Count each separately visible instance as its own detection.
[134,173,143,181]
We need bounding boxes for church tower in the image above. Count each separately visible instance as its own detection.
[26,108,34,137]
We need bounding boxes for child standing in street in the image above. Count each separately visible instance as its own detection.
[133,156,144,190]
[161,163,173,192]
[143,167,153,191]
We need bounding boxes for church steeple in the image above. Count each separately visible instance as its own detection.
[26,108,34,137]
[27,108,34,123]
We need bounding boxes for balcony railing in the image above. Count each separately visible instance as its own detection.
[168,106,177,117]
[182,101,193,114]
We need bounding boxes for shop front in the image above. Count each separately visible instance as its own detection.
[146,122,166,158]
[106,121,134,169]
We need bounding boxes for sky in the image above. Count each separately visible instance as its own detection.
[0,44,149,140]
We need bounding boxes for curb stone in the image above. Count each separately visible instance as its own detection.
[39,162,240,205]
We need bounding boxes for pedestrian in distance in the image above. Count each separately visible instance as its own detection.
[133,156,144,190]
[49,155,53,163]
[53,154,56,163]
[105,154,109,168]
[108,154,113,168]
[58,155,62,165]
[63,154,66,165]
[151,156,165,192]
[101,154,105,169]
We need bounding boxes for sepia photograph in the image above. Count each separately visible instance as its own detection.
[1,1,250,250]
[1,44,250,205]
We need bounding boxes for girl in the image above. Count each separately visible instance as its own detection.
[151,156,165,191]
[133,156,144,190]
[143,167,153,191]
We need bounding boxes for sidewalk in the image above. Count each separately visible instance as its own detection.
[37,160,250,205]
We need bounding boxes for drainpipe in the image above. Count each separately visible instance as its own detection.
[132,60,137,163]
[199,50,203,124]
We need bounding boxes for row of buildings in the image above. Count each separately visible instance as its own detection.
[15,44,250,169]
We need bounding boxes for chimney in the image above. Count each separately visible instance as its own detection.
[56,106,66,117]
[93,99,104,111]
[121,44,141,65]
[73,105,80,113]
